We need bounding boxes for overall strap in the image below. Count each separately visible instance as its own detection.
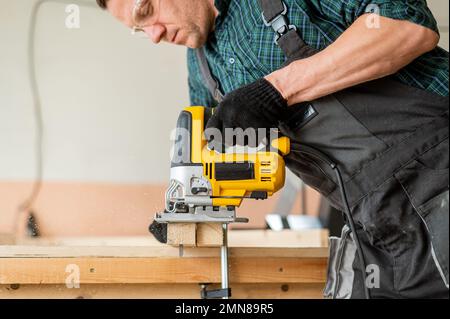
[195,47,224,103]
[258,0,317,59]
[196,0,316,103]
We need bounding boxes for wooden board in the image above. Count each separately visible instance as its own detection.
[197,223,224,247]
[0,246,328,258]
[167,223,197,246]
[167,223,224,247]
[0,230,329,299]
[0,257,326,284]
[13,229,328,248]
[0,283,325,299]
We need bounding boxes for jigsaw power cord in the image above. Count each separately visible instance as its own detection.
[290,142,371,299]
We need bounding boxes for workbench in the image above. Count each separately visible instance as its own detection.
[0,230,329,299]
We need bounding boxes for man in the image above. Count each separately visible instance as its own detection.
[96,0,449,299]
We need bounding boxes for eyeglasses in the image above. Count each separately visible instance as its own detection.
[131,0,157,37]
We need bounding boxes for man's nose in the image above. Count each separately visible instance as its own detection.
[143,25,166,44]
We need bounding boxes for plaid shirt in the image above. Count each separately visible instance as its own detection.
[187,0,449,107]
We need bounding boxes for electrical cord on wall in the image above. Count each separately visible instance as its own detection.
[290,142,371,299]
[16,0,97,236]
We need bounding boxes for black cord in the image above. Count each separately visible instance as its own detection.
[17,0,98,234]
[290,142,371,299]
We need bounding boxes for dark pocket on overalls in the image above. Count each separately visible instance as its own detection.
[280,94,389,204]
[280,102,337,196]
[394,139,449,288]
[323,225,357,299]
[418,191,449,288]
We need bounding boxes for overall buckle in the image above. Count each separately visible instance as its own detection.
[261,1,297,44]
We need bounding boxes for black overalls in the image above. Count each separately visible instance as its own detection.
[198,0,449,299]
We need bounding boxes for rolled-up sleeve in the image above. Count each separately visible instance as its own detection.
[313,0,439,33]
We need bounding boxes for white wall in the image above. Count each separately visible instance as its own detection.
[429,0,449,49]
[0,0,448,185]
[0,0,189,184]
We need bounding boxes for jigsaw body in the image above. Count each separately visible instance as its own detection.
[152,106,290,299]
[155,106,290,225]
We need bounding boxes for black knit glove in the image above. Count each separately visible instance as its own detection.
[205,78,288,146]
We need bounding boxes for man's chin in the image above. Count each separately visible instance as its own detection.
[185,42,202,49]
[184,34,207,49]
[166,33,206,49]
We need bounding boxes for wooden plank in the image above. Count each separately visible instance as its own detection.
[0,257,327,285]
[0,246,328,258]
[0,231,329,299]
[14,230,329,248]
[2,230,329,258]
[196,223,224,247]
[167,223,224,247]
[0,283,325,299]
[167,223,196,247]
[229,230,329,248]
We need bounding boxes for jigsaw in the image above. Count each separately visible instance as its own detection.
[150,106,290,299]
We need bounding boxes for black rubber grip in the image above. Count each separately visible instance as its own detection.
[171,111,192,167]
[215,162,255,181]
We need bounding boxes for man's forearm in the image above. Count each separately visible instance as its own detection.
[266,15,440,106]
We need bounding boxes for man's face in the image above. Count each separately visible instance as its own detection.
[106,0,218,49]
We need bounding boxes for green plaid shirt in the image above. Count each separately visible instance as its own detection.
[187,0,449,107]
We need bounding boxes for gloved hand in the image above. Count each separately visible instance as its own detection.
[205,78,288,146]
